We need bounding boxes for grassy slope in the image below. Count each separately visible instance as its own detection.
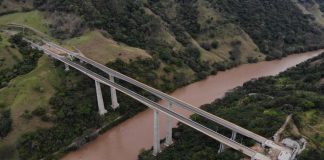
[0,10,152,64]
[298,110,324,148]
[0,8,265,69]
[292,0,324,26]
[63,10,196,86]
[0,0,33,14]
[0,33,22,71]
[64,30,151,64]
[195,0,265,63]
[0,56,61,157]
[146,0,265,64]
[142,6,196,83]
[0,11,191,158]
[0,10,48,33]
[0,11,56,158]
[143,6,183,52]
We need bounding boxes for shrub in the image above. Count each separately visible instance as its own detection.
[229,49,241,61]
[32,107,46,116]
[184,46,201,59]
[0,102,5,109]
[200,42,211,51]
[247,57,258,63]
[163,66,172,73]
[0,144,16,160]
[0,109,12,138]
[21,110,32,120]
[1,34,42,89]
[211,40,219,49]
[212,0,324,58]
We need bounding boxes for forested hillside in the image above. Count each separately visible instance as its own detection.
[2,0,323,85]
[211,0,324,59]
[0,0,324,159]
[32,0,324,54]
[139,53,324,160]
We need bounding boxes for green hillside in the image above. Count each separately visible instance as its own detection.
[0,33,22,71]
[31,0,324,76]
[139,53,324,160]
[0,0,324,159]
[292,0,324,26]
[0,56,59,159]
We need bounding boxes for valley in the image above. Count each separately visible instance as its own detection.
[0,0,324,160]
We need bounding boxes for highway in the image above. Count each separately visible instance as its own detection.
[45,42,281,148]
[28,41,271,160]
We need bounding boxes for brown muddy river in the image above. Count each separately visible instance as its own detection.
[63,50,323,160]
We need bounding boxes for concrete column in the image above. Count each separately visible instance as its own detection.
[165,102,173,146]
[67,54,73,61]
[64,63,70,71]
[218,132,236,154]
[218,143,224,153]
[95,81,107,115]
[109,75,119,109]
[231,131,237,141]
[153,109,161,156]
[48,55,54,62]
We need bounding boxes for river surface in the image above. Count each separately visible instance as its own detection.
[63,50,323,160]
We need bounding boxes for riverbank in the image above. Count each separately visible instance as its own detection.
[63,50,323,160]
[139,52,324,160]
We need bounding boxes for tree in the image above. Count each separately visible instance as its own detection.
[0,110,12,138]
[200,42,211,51]
[211,40,219,49]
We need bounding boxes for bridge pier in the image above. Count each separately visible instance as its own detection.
[153,109,161,156]
[95,80,107,115]
[67,54,73,61]
[109,75,119,109]
[231,131,237,141]
[64,63,70,71]
[218,143,225,153]
[218,131,237,153]
[47,55,54,62]
[165,102,173,146]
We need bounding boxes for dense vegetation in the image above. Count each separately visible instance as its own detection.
[139,53,324,159]
[209,0,324,59]
[37,0,324,51]
[33,0,220,83]
[1,1,324,159]
[0,109,12,138]
[0,34,42,143]
[15,61,157,159]
[16,72,104,159]
[0,34,42,88]
[31,0,324,76]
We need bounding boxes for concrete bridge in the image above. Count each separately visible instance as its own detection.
[23,38,297,160]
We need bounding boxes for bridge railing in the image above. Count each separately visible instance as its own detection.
[44,41,291,151]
